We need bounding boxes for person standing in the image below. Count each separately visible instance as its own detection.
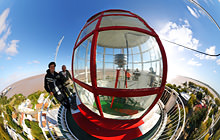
[60,65,72,81]
[59,65,77,110]
[59,65,74,94]
[149,67,156,87]
[44,62,71,109]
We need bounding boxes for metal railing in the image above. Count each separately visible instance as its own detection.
[40,96,78,140]
[40,86,186,140]
[158,86,186,140]
[39,96,50,140]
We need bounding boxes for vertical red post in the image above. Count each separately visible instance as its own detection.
[110,69,121,108]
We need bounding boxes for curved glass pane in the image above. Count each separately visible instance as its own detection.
[98,94,157,119]
[75,83,100,116]
[77,20,98,44]
[103,11,131,15]
[86,13,101,25]
[96,30,163,89]
[100,16,151,32]
[74,35,92,85]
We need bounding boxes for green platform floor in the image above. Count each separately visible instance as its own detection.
[94,98,145,116]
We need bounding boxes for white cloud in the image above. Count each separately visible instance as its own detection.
[5,40,19,56]
[188,58,202,66]
[180,58,185,61]
[159,19,200,51]
[187,6,200,18]
[158,20,202,81]
[0,8,19,56]
[195,53,204,60]
[7,56,11,60]
[28,60,40,64]
[205,46,216,60]
[195,46,216,60]
[192,0,199,4]
[198,9,206,16]
[184,20,190,27]
[0,8,10,36]
[204,0,214,5]
[217,59,220,65]
[213,70,216,73]
[0,8,10,51]
[33,60,40,64]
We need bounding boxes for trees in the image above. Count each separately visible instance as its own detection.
[206,118,212,128]
[209,109,214,118]
[186,108,208,139]
[204,134,209,140]
[166,83,173,88]
[208,91,214,99]
[180,87,187,93]
[29,121,46,140]
[0,116,12,140]
[196,92,203,101]
[187,99,193,110]
[215,98,220,106]
[13,94,26,106]
[6,105,13,116]
[4,105,22,134]
[188,81,195,88]
[0,96,8,105]
[213,106,218,114]
[212,119,220,140]
[183,81,187,87]
[212,129,220,140]
[0,124,12,140]
[28,91,43,108]
[187,94,196,110]
[24,119,46,140]
[169,83,182,93]
[25,119,31,128]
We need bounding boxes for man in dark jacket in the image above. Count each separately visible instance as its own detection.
[44,62,71,109]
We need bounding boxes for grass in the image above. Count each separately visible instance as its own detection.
[94,98,144,116]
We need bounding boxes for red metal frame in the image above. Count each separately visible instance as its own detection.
[71,9,167,122]
[110,69,121,108]
[91,14,104,117]
[87,9,131,22]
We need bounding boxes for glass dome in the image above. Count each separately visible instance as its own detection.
[72,9,167,120]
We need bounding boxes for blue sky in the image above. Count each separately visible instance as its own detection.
[0,0,220,94]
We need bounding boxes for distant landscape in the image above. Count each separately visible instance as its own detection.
[170,75,220,99]
[1,74,45,98]
[0,74,220,140]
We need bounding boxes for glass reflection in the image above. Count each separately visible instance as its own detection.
[98,95,156,119]
[96,30,163,89]
[74,83,100,116]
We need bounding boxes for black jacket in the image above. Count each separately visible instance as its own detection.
[59,70,72,82]
[44,69,66,94]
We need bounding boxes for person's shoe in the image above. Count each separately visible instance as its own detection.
[70,102,78,110]
[68,95,77,110]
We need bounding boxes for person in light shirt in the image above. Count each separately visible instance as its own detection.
[60,65,72,82]
[59,65,77,109]
[59,65,74,94]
